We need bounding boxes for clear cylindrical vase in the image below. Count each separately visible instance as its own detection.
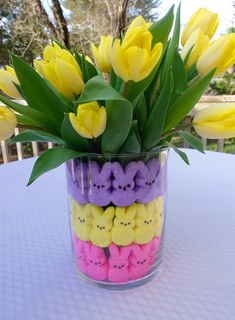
[66,149,168,289]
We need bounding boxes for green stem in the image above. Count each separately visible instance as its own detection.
[160,122,192,141]
[122,81,129,97]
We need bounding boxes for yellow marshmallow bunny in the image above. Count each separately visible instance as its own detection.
[111,204,137,246]
[89,206,115,247]
[135,200,155,244]
[153,197,164,237]
[70,198,93,241]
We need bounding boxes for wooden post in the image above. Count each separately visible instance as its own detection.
[0,140,9,163]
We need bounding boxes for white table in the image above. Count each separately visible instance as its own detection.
[0,149,235,320]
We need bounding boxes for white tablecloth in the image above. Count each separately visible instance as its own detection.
[0,149,235,320]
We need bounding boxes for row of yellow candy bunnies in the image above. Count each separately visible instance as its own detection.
[70,196,164,248]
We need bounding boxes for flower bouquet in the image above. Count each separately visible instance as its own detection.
[0,5,235,288]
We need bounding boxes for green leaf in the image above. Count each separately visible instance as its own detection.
[119,121,141,154]
[101,100,132,153]
[135,94,147,133]
[15,114,39,127]
[164,69,215,132]
[10,130,65,145]
[77,75,127,104]
[27,147,85,185]
[61,114,93,152]
[0,94,59,134]
[142,72,172,150]
[11,54,69,126]
[160,4,181,86]
[74,52,98,83]
[178,131,204,153]
[149,5,174,48]
[172,49,187,93]
[167,143,190,165]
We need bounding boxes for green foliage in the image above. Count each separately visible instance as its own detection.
[11,54,70,128]
[61,114,93,152]
[27,147,85,185]
[10,130,65,145]
[207,69,235,95]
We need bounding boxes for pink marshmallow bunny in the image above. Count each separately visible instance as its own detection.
[108,244,131,283]
[149,237,161,265]
[129,242,152,280]
[112,161,138,206]
[84,242,108,281]
[72,235,88,275]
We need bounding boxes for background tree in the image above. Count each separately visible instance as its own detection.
[0,0,162,66]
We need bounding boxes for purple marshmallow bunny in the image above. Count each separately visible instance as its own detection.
[111,161,138,206]
[66,160,89,204]
[135,158,163,203]
[88,161,112,206]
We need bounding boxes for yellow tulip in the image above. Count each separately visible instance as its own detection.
[34,42,84,98]
[125,16,151,35]
[181,8,219,46]
[193,103,235,139]
[69,101,107,139]
[91,35,113,72]
[196,33,235,77]
[0,106,17,141]
[111,26,162,82]
[181,29,210,68]
[0,66,21,99]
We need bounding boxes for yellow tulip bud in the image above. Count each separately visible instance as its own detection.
[111,26,162,82]
[69,101,107,139]
[34,42,84,98]
[196,33,235,77]
[193,103,235,139]
[0,66,21,99]
[91,35,113,72]
[181,8,219,46]
[125,16,151,36]
[181,29,210,69]
[0,106,17,141]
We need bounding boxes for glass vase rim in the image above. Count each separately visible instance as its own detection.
[74,147,169,160]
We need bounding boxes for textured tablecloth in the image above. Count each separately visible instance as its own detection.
[0,149,235,320]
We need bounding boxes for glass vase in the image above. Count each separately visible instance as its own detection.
[66,149,168,289]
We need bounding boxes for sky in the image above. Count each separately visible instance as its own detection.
[159,0,234,35]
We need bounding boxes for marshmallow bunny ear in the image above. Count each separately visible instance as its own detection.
[146,158,160,174]
[109,243,119,258]
[124,162,138,179]
[100,162,112,178]
[91,205,103,219]
[89,161,101,175]
[103,206,115,221]
[136,161,149,177]
[112,162,124,178]
[90,245,105,257]
[119,246,131,259]
[126,204,137,219]
[115,207,125,218]
[130,244,142,256]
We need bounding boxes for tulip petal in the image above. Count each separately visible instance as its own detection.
[0,106,17,140]
[111,40,130,82]
[193,104,235,139]
[0,68,21,99]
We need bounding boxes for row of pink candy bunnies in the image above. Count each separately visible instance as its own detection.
[72,234,161,283]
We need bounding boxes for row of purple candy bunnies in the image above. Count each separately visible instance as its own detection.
[66,157,167,207]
